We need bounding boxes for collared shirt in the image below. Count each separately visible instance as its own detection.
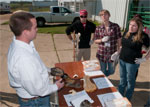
[7,38,58,98]
[94,21,121,62]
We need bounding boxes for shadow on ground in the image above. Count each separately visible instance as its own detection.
[109,79,150,89]
[109,79,150,106]
[131,90,149,106]
[0,92,18,106]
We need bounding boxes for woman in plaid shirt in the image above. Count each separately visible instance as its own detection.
[94,9,122,76]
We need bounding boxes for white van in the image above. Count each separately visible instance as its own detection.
[0,2,10,13]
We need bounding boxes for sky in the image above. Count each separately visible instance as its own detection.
[1,0,48,3]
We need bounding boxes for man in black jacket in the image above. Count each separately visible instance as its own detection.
[66,9,96,61]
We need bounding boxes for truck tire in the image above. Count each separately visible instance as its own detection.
[36,18,45,27]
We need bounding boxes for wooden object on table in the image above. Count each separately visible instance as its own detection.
[83,75,97,92]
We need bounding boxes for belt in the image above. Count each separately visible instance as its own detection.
[21,96,40,101]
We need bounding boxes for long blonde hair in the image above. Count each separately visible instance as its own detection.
[125,18,143,42]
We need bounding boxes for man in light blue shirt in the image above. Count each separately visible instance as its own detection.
[7,11,64,107]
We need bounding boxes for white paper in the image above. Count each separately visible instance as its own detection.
[84,70,104,77]
[63,90,93,107]
[82,60,100,72]
[105,98,130,107]
[82,60,98,65]
[71,94,94,107]
[97,92,123,107]
[93,77,114,89]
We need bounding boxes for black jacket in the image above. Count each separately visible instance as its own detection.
[120,31,150,64]
[66,20,96,49]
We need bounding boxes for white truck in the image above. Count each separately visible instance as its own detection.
[0,2,11,14]
[30,6,80,27]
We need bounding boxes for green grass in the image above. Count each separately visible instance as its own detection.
[1,21,100,34]
[93,20,101,26]
[10,2,50,12]
[37,21,100,34]
[1,21,9,25]
[38,25,68,34]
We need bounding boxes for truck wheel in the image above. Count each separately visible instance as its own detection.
[37,19,45,27]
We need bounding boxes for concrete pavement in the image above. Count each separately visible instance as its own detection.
[0,14,150,107]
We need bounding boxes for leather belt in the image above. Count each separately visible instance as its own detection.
[21,96,40,101]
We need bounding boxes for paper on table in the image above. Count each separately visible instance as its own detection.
[82,60,100,72]
[97,92,123,107]
[82,60,98,65]
[71,93,94,107]
[93,77,114,89]
[104,97,132,107]
[64,90,94,107]
[84,70,104,77]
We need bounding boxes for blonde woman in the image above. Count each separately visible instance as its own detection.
[118,18,150,100]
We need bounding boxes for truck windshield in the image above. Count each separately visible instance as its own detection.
[61,7,71,13]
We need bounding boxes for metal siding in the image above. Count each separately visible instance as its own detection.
[114,0,127,29]
[84,1,96,18]
[96,0,129,29]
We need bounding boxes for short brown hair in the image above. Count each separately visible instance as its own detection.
[9,12,35,36]
[99,9,110,17]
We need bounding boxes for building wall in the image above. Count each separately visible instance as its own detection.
[83,0,96,19]
[59,0,130,30]
[94,0,130,30]
[58,0,83,12]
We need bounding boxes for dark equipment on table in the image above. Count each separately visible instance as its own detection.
[50,67,81,88]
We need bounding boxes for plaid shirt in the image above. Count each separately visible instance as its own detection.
[94,21,121,62]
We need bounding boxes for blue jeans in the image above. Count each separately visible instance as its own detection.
[99,60,114,76]
[18,95,50,107]
[118,59,139,100]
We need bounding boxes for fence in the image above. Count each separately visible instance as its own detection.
[127,3,150,29]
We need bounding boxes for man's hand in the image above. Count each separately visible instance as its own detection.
[135,58,146,64]
[111,51,119,61]
[55,79,64,90]
[101,36,109,42]
[89,40,94,45]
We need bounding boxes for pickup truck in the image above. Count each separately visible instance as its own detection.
[30,6,80,27]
